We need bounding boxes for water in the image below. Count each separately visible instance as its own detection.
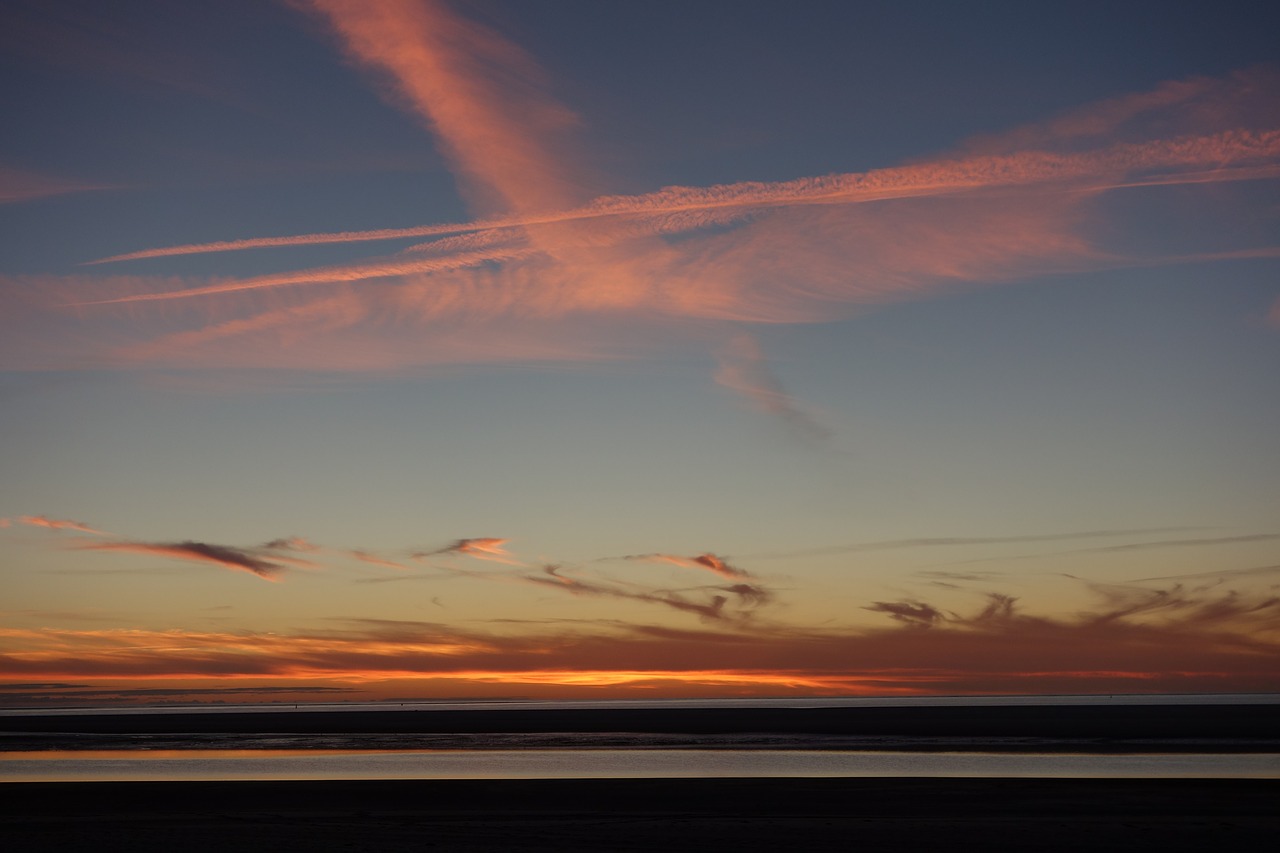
[4,695,1275,782]
[3,748,1277,782]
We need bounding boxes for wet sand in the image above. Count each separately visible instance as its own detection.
[2,777,1277,851]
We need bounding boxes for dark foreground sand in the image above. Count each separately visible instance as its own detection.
[2,778,1277,852]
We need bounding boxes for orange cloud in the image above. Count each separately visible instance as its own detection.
[299,0,586,217]
[78,127,1280,309]
[620,552,752,581]
[14,515,112,536]
[3,34,1276,393]
[349,550,410,571]
[1,578,1275,696]
[409,537,534,569]
[87,117,1280,269]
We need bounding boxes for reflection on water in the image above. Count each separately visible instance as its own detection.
[3,749,1277,782]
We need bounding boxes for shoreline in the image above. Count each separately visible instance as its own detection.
[3,702,1276,740]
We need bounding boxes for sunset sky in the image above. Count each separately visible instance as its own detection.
[2,0,1278,707]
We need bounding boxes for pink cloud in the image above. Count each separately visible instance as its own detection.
[16,515,111,536]
[298,0,587,216]
[349,550,410,571]
[1,4,1273,396]
[622,552,751,581]
[415,537,523,566]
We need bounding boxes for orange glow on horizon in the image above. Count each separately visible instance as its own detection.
[3,666,1261,708]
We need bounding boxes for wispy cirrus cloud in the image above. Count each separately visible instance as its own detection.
[1128,563,1280,583]
[7,516,773,614]
[864,600,947,628]
[524,564,734,622]
[0,165,116,205]
[526,559,773,623]
[943,531,1280,566]
[8,515,113,536]
[1074,533,1280,553]
[86,92,1280,269]
[5,508,1277,693]
[262,536,322,552]
[714,333,831,445]
[354,541,774,623]
[15,515,1272,641]
[298,0,588,217]
[349,550,411,571]
[748,526,1208,560]
[617,552,752,581]
[74,125,1280,307]
[0,4,1269,405]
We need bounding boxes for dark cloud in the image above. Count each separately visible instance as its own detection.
[75,540,287,579]
[172,542,281,576]
[4,577,1276,696]
[0,684,355,707]
[262,536,320,552]
[522,564,733,622]
[617,552,751,580]
[721,583,773,607]
[864,600,946,628]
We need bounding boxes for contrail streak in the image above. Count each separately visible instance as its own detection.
[87,129,1280,268]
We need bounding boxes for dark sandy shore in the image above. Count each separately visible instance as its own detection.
[2,777,1277,852]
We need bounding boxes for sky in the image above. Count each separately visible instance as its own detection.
[1,0,1278,707]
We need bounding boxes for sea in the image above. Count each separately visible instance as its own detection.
[3,694,1277,783]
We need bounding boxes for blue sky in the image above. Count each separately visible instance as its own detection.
[1,0,1278,705]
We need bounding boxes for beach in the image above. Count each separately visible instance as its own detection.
[3,701,1277,849]
[3,777,1278,851]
